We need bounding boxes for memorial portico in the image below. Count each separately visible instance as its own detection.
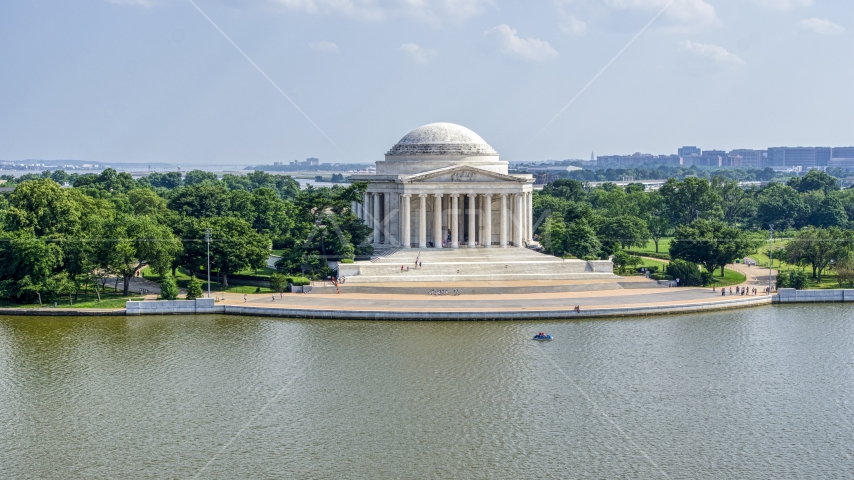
[350,123,535,249]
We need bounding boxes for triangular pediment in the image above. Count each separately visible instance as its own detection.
[403,165,526,184]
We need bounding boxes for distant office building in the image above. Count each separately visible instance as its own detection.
[829,147,854,170]
[729,149,766,168]
[289,157,322,167]
[678,146,701,157]
[597,153,680,166]
[767,147,831,168]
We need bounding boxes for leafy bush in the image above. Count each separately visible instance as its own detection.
[650,273,673,281]
[286,276,311,287]
[159,275,179,300]
[612,251,643,275]
[777,270,808,290]
[186,276,203,300]
[340,258,355,264]
[666,259,710,287]
[269,273,289,293]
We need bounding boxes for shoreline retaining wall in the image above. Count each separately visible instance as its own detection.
[120,295,771,320]
[775,288,854,303]
[126,298,216,315]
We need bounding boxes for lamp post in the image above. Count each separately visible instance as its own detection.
[205,227,212,299]
[768,225,774,295]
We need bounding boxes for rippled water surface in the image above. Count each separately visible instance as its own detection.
[2,306,854,478]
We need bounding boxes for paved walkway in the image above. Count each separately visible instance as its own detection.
[219,285,770,313]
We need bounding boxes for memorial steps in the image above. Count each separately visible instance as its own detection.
[340,247,621,284]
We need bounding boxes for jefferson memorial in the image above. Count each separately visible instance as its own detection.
[341,123,614,284]
[349,122,535,249]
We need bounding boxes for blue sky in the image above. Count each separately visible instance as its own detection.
[0,0,851,165]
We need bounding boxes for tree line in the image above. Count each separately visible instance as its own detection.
[536,170,854,285]
[0,169,370,303]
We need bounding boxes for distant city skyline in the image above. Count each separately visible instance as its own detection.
[1,0,852,164]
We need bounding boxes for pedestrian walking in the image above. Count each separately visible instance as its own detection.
[243,294,247,303]
[271,294,275,302]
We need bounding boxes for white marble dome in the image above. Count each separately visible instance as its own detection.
[386,123,498,156]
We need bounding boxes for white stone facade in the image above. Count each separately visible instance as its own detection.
[350,123,535,249]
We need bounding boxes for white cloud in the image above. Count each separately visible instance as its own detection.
[400,43,437,65]
[309,41,340,52]
[799,18,846,36]
[553,0,718,35]
[749,0,811,10]
[269,0,489,25]
[106,0,155,6]
[678,40,745,71]
[484,24,558,62]
[559,16,588,36]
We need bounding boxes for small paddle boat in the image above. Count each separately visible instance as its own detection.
[533,332,553,341]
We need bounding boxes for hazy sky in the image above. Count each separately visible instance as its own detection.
[1,0,851,165]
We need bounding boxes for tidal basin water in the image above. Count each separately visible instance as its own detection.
[1,306,853,478]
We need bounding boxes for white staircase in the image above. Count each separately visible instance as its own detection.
[340,247,615,283]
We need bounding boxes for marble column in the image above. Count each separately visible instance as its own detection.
[513,193,523,247]
[402,194,411,248]
[433,194,442,248]
[450,194,460,248]
[364,192,371,223]
[482,194,492,248]
[383,193,391,245]
[499,194,508,248]
[418,194,428,248]
[520,192,527,245]
[372,192,381,244]
[527,192,534,242]
[467,194,476,247]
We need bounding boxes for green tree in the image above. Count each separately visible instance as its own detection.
[596,215,650,256]
[787,170,840,194]
[184,217,271,288]
[541,215,569,256]
[755,183,808,229]
[612,251,642,275]
[128,188,168,217]
[251,187,293,237]
[712,177,755,225]
[658,177,722,226]
[184,170,219,186]
[4,179,82,236]
[0,232,65,302]
[168,184,231,218]
[269,273,288,293]
[666,259,709,287]
[565,220,601,259]
[777,270,807,290]
[670,219,758,278]
[185,276,203,300]
[783,227,853,282]
[159,275,179,300]
[143,171,183,189]
[100,215,181,295]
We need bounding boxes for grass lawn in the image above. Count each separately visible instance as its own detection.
[271,249,285,256]
[0,292,143,309]
[234,266,277,277]
[745,238,790,269]
[706,268,747,287]
[637,238,672,255]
